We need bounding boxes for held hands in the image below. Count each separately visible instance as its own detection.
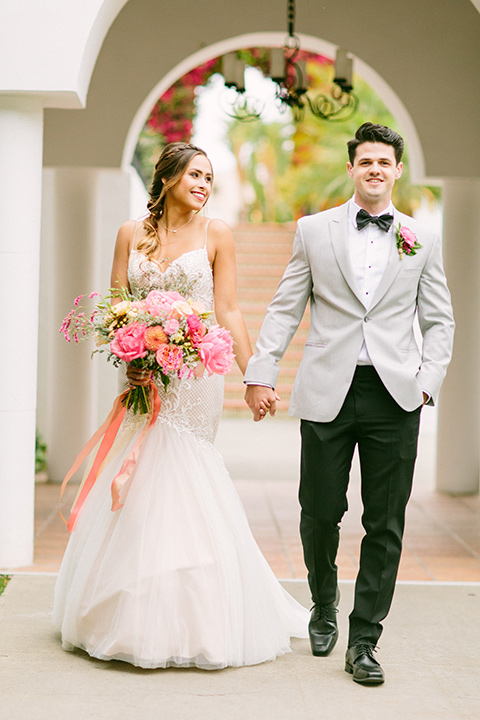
[244,385,280,422]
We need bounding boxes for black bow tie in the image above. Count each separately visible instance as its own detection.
[356,209,394,232]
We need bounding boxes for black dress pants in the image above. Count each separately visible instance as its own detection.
[299,366,422,646]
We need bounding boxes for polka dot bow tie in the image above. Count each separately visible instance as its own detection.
[356,209,394,232]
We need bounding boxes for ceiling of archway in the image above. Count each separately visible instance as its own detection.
[43,0,480,178]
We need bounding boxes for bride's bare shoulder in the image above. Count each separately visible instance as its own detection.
[116,219,146,252]
[206,218,234,241]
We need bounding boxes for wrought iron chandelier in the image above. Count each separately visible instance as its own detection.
[221,0,358,122]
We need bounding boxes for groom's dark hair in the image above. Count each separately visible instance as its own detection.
[347,123,404,165]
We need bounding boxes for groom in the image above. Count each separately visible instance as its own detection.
[244,123,454,684]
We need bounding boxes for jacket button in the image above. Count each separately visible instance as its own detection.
[364,316,369,323]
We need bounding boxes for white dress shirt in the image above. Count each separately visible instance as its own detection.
[347,198,394,365]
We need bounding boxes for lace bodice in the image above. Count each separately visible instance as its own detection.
[125,236,223,445]
[128,247,214,310]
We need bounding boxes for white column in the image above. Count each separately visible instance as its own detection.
[38,168,131,483]
[436,178,480,494]
[0,97,43,567]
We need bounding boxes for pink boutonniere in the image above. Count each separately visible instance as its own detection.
[395,224,422,259]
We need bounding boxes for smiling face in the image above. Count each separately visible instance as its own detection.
[346,141,403,213]
[168,154,213,211]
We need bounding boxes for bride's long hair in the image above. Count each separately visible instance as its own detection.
[138,142,212,259]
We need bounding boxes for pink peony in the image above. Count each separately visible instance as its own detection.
[199,325,234,375]
[164,318,180,335]
[144,290,184,316]
[186,314,207,346]
[156,343,184,372]
[399,226,417,249]
[110,323,148,362]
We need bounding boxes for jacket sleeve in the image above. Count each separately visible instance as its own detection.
[244,220,313,388]
[415,232,455,404]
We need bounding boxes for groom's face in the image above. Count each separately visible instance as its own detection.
[346,142,403,212]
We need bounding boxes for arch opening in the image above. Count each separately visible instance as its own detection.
[121,32,427,186]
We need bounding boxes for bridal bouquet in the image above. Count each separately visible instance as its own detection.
[60,287,235,414]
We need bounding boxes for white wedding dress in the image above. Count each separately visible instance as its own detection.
[54,224,309,669]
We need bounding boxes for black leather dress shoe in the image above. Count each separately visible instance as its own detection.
[345,644,385,684]
[308,589,340,657]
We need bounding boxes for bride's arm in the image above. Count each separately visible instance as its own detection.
[209,219,253,375]
[109,220,145,389]
[110,220,136,300]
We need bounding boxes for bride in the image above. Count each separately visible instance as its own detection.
[54,142,308,669]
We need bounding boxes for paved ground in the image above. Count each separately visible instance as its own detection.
[1,413,479,718]
[1,575,478,720]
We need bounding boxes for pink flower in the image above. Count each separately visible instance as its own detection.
[189,300,205,315]
[186,314,207,346]
[164,318,180,335]
[399,226,417,249]
[74,295,83,306]
[199,325,234,375]
[395,224,422,258]
[110,323,148,362]
[144,290,184,316]
[171,300,194,318]
[156,344,184,372]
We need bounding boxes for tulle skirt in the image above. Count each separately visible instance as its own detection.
[54,413,309,669]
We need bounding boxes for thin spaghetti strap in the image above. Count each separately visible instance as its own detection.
[204,217,212,249]
[131,219,140,251]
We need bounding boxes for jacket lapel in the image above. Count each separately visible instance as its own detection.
[329,206,367,308]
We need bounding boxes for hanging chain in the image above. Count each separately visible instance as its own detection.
[222,0,358,122]
[287,0,295,38]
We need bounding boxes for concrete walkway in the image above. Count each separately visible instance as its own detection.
[1,575,479,719]
[1,415,479,718]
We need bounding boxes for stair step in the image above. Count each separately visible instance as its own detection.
[236,264,293,278]
[224,223,308,415]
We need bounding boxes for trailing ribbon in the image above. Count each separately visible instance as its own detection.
[59,382,161,531]
[111,384,161,511]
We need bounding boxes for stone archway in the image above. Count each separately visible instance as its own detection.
[120,32,426,180]
[2,0,479,568]
[40,20,480,490]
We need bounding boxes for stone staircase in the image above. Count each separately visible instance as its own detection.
[224,223,310,415]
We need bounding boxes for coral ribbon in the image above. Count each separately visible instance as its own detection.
[59,383,160,531]
[110,385,161,511]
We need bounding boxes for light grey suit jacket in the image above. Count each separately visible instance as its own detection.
[244,202,455,422]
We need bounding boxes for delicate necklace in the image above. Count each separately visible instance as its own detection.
[159,213,194,234]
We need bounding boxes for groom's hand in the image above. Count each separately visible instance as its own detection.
[244,385,279,422]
